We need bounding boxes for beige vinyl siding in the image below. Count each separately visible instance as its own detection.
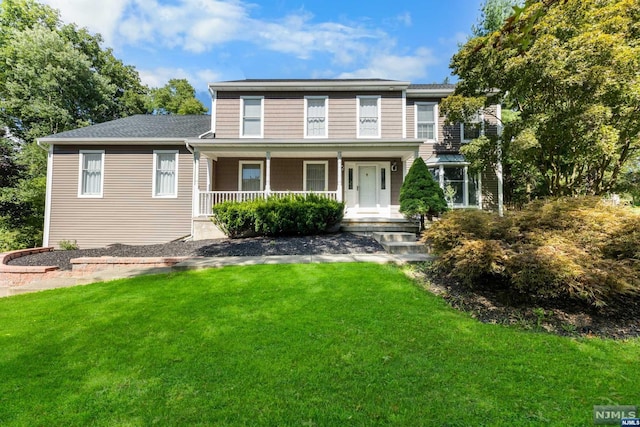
[215,91,404,139]
[264,94,304,138]
[49,145,194,249]
[380,93,403,138]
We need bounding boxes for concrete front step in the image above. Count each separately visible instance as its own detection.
[380,241,428,255]
[340,218,419,235]
[372,232,417,243]
[370,231,427,255]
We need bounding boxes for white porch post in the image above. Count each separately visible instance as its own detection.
[192,149,200,217]
[463,165,469,206]
[265,151,271,195]
[336,151,343,202]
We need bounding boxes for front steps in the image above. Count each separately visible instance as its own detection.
[340,217,419,235]
[371,231,428,255]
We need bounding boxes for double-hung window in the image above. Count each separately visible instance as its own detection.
[416,102,437,141]
[153,150,178,197]
[241,96,263,138]
[357,96,381,138]
[304,161,328,192]
[239,161,263,191]
[78,150,104,198]
[461,112,484,143]
[305,97,327,138]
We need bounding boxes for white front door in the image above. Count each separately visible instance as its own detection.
[358,166,377,208]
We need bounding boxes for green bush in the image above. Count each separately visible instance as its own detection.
[212,194,344,238]
[422,197,640,308]
[58,239,79,250]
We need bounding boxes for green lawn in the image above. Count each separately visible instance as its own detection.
[0,263,638,426]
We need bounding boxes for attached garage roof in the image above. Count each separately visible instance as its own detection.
[39,115,211,141]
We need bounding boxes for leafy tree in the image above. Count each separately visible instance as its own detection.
[0,0,152,250]
[399,157,447,230]
[471,0,522,37]
[148,79,208,115]
[443,0,640,202]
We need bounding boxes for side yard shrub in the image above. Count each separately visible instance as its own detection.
[212,194,345,238]
[422,197,640,308]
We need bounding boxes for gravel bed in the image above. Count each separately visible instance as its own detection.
[8,233,385,271]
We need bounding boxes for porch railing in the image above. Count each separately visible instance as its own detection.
[198,191,338,217]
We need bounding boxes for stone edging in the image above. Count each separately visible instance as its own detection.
[0,247,58,273]
[1,247,190,288]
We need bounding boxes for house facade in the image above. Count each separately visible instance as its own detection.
[39,79,503,249]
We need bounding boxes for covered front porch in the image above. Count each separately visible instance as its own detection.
[187,138,422,224]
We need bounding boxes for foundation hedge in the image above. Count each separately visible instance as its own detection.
[212,195,345,238]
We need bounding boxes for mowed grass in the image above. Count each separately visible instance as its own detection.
[0,264,638,426]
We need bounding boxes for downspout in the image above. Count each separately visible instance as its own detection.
[37,140,53,247]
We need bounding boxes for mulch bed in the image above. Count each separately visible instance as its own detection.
[409,266,640,340]
[7,233,385,271]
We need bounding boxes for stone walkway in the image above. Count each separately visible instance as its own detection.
[0,253,430,298]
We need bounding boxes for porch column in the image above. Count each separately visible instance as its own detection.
[463,165,469,206]
[265,151,271,195]
[336,151,343,202]
[192,149,200,217]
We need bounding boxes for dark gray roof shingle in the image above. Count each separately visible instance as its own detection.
[43,115,211,139]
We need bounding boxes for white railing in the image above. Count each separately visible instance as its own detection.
[198,191,338,216]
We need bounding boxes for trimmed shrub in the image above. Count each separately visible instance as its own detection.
[212,194,344,238]
[399,157,448,229]
[422,197,640,308]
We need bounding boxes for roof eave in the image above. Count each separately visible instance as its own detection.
[208,80,411,92]
[37,137,190,145]
[406,88,456,98]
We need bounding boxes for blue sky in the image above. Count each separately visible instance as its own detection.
[40,0,484,100]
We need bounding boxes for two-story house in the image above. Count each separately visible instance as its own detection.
[38,79,502,249]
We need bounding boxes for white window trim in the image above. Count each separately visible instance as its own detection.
[303,160,329,191]
[152,150,179,198]
[304,96,328,138]
[238,161,264,191]
[415,102,438,142]
[357,95,381,138]
[240,96,264,138]
[431,163,482,208]
[78,150,104,198]
[461,112,485,143]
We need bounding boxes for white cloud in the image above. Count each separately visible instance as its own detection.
[338,47,437,81]
[40,0,129,45]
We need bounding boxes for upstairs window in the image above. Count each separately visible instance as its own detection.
[241,97,263,137]
[416,102,437,141]
[305,97,327,138]
[78,150,104,198]
[462,113,484,142]
[153,150,178,197]
[357,96,380,138]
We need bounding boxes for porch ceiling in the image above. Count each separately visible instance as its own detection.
[187,138,422,160]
